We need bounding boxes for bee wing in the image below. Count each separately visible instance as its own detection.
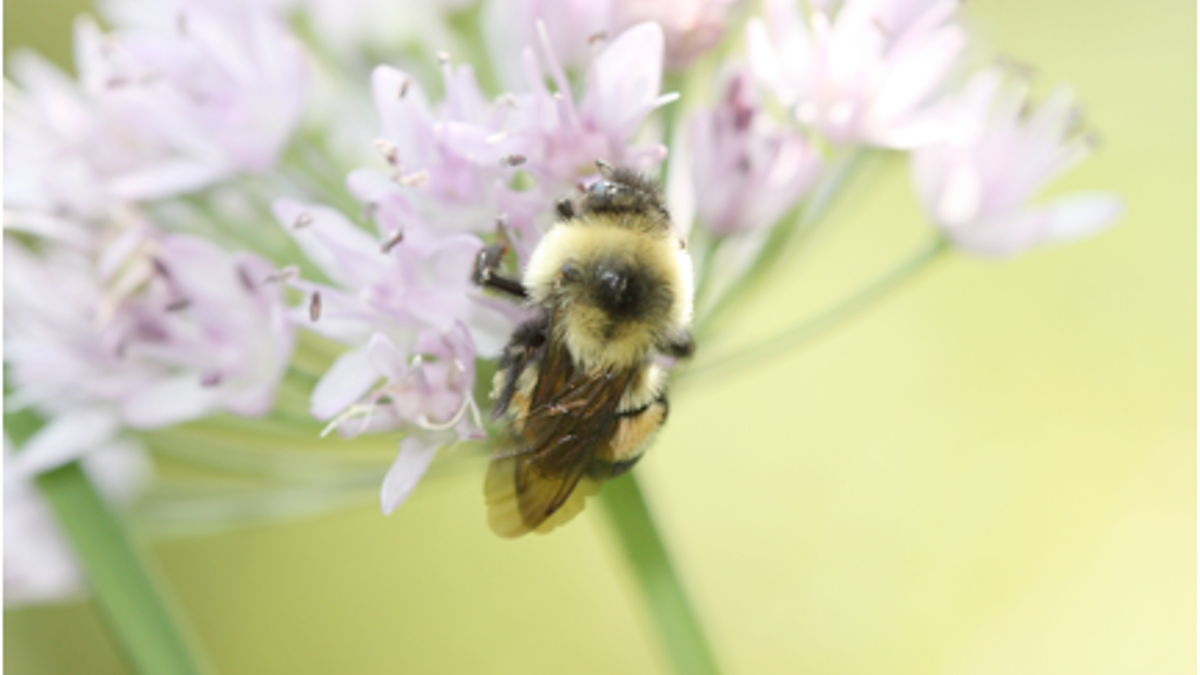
[486,339,633,537]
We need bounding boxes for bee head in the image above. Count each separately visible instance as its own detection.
[584,180,639,212]
[578,162,668,220]
[558,259,651,322]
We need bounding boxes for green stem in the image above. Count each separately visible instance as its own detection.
[34,462,208,675]
[598,474,721,675]
[677,235,950,388]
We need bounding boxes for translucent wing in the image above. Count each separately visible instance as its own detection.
[486,336,633,537]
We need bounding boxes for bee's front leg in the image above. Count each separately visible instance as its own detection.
[472,243,528,300]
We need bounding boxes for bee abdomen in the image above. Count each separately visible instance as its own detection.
[589,395,668,480]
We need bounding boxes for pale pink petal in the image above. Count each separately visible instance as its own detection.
[935,163,983,226]
[1040,193,1124,242]
[951,194,1120,258]
[584,22,665,139]
[371,66,433,155]
[871,27,965,128]
[272,200,383,290]
[121,375,224,428]
[13,408,120,477]
[287,282,395,346]
[109,159,230,201]
[380,435,444,514]
[310,347,380,420]
[746,19,799,105]
[365,332,407,382]
[81,438,152,502]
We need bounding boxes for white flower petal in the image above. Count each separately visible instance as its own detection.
[14,408,121,477]
[936,163,982,225]
[272,200,383,289]
[585,22,665,139]
[109,160,230,201]
[310,347,380,421]
[121,376,224,429]
[365,333,407,382]
[380,435,443,514]
[1040,193,1124,242]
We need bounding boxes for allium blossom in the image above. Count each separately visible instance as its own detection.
[4,436,149,607]
[4,0,306,226]
[746,0,965,148]
[910,68,1122,256]
[507,22,677,193]
[271,200,498,511]
[276,21,679,512]
[484,0,739,86]
[689,68,820,235]
[354,60,525,237]
[5,225,295,475]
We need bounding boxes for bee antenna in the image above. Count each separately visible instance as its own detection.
[595,159,615,177]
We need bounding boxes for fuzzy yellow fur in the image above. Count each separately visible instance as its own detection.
[523,215,693,371]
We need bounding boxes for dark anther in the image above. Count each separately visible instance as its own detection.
[309,291,322,322]
[381,229,405,253]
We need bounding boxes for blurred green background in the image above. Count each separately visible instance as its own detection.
[5,1,1194,674]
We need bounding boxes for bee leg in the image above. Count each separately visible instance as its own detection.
[494,314,548,419]
[472,242,528,299]
[662,332,695,360]
[606,455,642,478]
[555,198,576,220]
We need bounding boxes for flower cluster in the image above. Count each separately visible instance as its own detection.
[6,0,1121,604]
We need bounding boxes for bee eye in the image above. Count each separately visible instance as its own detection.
[560,262,582,284]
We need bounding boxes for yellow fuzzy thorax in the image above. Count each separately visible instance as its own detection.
[523,214,694,371]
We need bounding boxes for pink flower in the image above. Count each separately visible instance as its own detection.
[356,60,525,236]
[5,225,295,475]
[269,198,505,514]
[620,0,742,70]
[689,67,820,235]
[271,200,513,357]
[272,199,500,513]
[510,21,677,190]
[483,0,739,81]
[349,20,676,265]
[76,0,307,196]
[746,0,965,148]
[3,0,307,225]
[365,327,484,513]
[4,53,121,225]
[274,22,679,515]
[910,68,1123,256]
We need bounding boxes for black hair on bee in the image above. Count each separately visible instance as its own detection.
[471,161,694,537]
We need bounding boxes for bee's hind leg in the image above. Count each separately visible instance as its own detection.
[472,242,528,300]
[662,332,695,360]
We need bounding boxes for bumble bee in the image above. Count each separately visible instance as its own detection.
[472,161,695,537]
